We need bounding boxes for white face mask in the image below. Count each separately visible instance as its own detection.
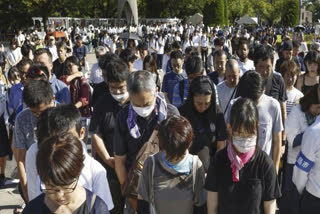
[132,103,155,118]
[232,136,257,153]
[111,92,129,102]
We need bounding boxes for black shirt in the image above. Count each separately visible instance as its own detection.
[205,147,281,214]
[91,82,109,107]
[52,59,67,80]
[264,72,287,103]
[89,94,128,179]
[113,104,179,170]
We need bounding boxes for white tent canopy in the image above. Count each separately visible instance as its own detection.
[236,15,258,25]
[188,13,203,25]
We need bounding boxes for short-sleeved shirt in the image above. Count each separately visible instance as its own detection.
[217,81,236,114]
[265,72,287,103]
[161,71,187,103]
[91,82,109,107]
[208,71,225,86]
[22,189,109,214]
[8,83,24,116]
[205,147,281,214]
[113,104,179,169]
[286,87,304,116]
[73,45,88,61]
[89,94,128,178]
[171,79,189,107]
[52,59,67,80]
[226,95,283,156]
[13,108,37,150]
[137,153,206,214]
[49,74,71,104]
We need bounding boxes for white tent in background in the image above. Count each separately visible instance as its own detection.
[236,15,258,25]
[188,13,203,25]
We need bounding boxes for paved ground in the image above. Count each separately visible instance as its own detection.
[0,52,97,214]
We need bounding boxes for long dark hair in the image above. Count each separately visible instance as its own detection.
[179,76,219,126]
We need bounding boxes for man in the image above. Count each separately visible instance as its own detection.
[91,53,119,107]
[133,42,148,71]
[46,36,58,62]
[292,40,305,71]
[254,44,287,143]
[208,50,228,85]
[52,42,68,79]
[217,59,240,116]
[13,80,55,202]
[90,59,130,214]
[34,48,71,104]
[207,37,230,73]
[171,55,204,107]
[114,70,179,212]
[161,50,187,104]
[25,104,114,211]
[73,36,88,67]
[89,46,107,87]
[275,40,295,73]
[16,30,25,47]
[236,39,255,76]
[293,111,320,214]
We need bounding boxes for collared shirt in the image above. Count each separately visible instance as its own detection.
[49,74,71,104]
[293,115,320,198]
[89,94,128,178]
[133,58,143,71]
[113,104,179,170]
[8,82,24,116]
[26,141,114,210]
[73,45,88,61]
[161,71,187,103]
[89,63,104,84]
[13,108,38,150]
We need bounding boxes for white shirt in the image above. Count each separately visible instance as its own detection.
[293,115,320,198]
[285,104,308,164]
[237,59,255,76]
[89,63,104,84]
[6,47,22,66]
[161,54,170,73]
[286,87,304,116]
[201,35,208,47]
[26,142,114,210]
[133,58,143,71]
[47,45,58,62]
[17,34,25,47]
[182,40,192,54]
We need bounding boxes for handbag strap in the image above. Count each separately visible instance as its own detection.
[150,155,156,213]
[90,194,96,212]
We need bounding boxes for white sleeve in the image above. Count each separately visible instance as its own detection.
[91,158,114,210]
[292,128,317,194]
[285,105,303,148]
[26,145,41,201]
[272,100,284,133]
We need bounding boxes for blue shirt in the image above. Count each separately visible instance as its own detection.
[8,83,24,116]
[73,45,88,61]
[50,74,71,104]
[161,71,187,103]
[172,79,189,107]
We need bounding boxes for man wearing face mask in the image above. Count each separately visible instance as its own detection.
[113,70,179,212]
[89,58,130,214]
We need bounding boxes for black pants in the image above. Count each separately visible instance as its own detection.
[300,190,320,214]
[157,54,163,69]
[201,48,208,71]
[108,176,125,214]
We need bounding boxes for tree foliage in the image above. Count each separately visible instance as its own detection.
[281,0,299,27]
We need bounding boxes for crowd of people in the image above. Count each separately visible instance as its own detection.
[0,22,319,214]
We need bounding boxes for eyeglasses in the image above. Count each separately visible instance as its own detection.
[40,179,78,194]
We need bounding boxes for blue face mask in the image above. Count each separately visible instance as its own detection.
[162,152,193,175]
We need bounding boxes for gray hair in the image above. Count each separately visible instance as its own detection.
[127,70,157,94]
[95,46,107,54]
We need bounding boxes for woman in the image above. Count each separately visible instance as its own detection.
[143,54,162,90]
[281,84,320,214]
[179,76,227,172]
[296,51,319,94]
[60,56,91,118]
[206,98,281,214]
[22,133,109,213]
[137,115,206,214]
[6,38,22,68]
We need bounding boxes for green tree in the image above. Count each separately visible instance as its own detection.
[203,0,225,26]
[281,0,299,27]
[224,0,229,25]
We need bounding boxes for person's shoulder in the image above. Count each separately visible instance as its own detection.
[16,108,32,121]
[253,148,275,171]
[260,94,280,107]
[22,194,46,213]
[167,103,180,116]
[272,72,285,82]
[292,87,304,98]
[217,80,227,89]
